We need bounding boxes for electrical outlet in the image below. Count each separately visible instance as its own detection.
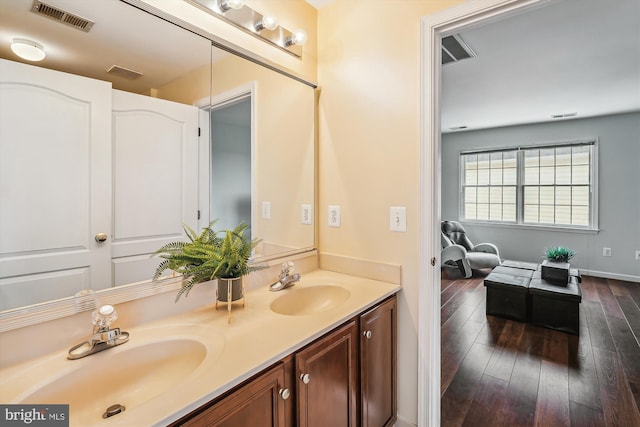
[635,250,640,261]
[389,207,407,232]
[301,204,312,225]
[262,201,271,220]
[603,247,611,257]
[328,205,341,227]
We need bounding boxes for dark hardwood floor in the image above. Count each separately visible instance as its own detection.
[441,270,640,427]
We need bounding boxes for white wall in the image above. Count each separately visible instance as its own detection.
[442,112,640,280]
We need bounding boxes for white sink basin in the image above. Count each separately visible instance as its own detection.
[270,285,351,316]
[7,325,224,426]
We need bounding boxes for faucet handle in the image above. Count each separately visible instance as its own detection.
[92,304,118,329]
[281,261,295,275]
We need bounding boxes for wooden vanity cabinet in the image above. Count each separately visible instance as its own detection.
[172,295,397,427]
[360,296,397,427]
[295,320,358,427]
[177,361,290,427]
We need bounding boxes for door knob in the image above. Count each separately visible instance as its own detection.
[300,373,310,384]
[95,233,108,243]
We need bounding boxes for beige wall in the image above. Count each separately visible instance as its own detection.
[156,50,316,257]
[316,0,463,424]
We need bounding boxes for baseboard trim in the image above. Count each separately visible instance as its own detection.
[581,269,640,283]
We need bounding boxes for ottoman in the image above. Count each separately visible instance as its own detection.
[502,260,539,271]
[484,266,534,321]
[528,275,582,335]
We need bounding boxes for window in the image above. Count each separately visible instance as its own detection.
[461,141,596,229]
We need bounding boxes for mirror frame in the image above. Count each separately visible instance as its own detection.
[0,0,318,332]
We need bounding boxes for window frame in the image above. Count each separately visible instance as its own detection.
[458,139,599,232]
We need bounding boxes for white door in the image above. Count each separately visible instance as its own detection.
[0,59,112,310]
[111,90,199,286]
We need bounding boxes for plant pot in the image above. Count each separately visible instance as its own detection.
[541,260,570,285]
[217,277,244,302]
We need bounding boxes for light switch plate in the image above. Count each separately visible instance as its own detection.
[390,207,407,232]
[262,201,271,219]
[328,205,341,227]
[301,204,313,225]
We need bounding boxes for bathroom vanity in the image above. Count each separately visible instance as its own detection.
[0,270,400,427]
[173,295,397,427]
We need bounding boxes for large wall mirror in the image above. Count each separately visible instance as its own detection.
[0,0,316,315]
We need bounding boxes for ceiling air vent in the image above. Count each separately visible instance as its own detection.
[107,65,143,80]
[31,1,95,32]
[442,34,476,65]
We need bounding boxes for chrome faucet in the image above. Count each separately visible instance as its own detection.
[67,304,129,360]
[269,261,301,291]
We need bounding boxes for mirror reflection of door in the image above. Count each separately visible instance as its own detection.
[211,96,252,233]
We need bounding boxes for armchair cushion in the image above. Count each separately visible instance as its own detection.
[441,220,501,278]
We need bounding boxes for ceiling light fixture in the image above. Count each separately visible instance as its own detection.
[217,0,244,12]
[284,29,308,47]
[10,38,46,62]
[186,0,307,58]
[254,15,278,32]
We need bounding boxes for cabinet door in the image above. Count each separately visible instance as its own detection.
[180,363,288,427]
[296,320,358,427]
[360,296,397,427]
[0,58,112,309]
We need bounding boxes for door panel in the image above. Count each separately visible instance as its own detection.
[360,296,397,427]
[296,320,358,427]
[0,59,111,306]
[111,89,199,286]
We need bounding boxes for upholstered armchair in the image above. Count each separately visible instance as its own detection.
[441,220,501,278]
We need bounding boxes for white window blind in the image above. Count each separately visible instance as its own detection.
[460,141,596,229]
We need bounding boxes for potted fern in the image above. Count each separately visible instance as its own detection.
[152,220,261,302]
[211,222,262,303]
[542,246,575,285]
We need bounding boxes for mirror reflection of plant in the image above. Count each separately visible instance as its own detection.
[152,220,261,301]
[544,246,575,263]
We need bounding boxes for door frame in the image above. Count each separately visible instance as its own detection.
[418,0,547,425]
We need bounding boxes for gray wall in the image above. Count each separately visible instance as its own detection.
[442,112,640,280]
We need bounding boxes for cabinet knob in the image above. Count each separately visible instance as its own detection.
[300,373,311,384]
[363,330,372,339]
[279,388,290,400]
[95,233,108,243]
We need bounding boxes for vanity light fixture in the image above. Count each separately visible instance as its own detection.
[10,38,46,62]
[185,0,307,57]
[284,29,308,47]
[217,0,244,12]
[254,14,278,32]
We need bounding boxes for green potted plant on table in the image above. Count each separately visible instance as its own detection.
[152,220,261,303]
[542,246,575,285]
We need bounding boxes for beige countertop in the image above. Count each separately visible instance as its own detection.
[0,269,400,426]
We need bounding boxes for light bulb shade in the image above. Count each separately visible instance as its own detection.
[218,0,244,11]
[293,29,308,46]
[261,15,278,31]
[285,29,307,47]
[11,38,46,62]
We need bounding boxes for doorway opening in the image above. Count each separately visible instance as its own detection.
[418,1,549,425]
[210,95,252,232]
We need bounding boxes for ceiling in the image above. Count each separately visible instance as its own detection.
[441,0,640,132]
[2,0,638,131]
[0,0,212,94]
